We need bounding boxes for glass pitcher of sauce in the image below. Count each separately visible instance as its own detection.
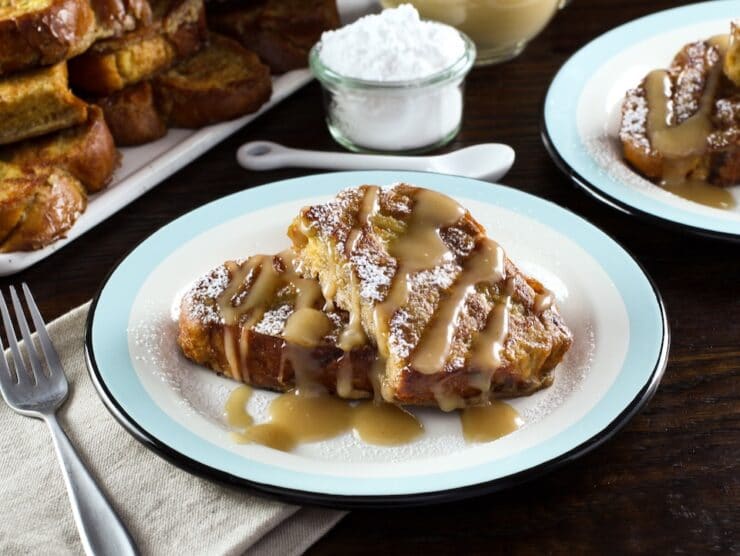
[380,0,569,65]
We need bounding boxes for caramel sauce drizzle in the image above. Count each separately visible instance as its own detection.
[534,288,555,314]
[216,251,327,383]
[282,308,332,347]
[338,185,381,351]
[225,385,424,452]
[642,38,736,209]
[225,384,520,451]
[460,402,523,443]
[412,238,506,374]
[373,188,466,359]
[469,283,512,373]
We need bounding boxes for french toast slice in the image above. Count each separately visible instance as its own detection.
[94,81,167,145]
[0,162,86,253]
[178,251,376,398]
[0,0,97,76]
[153,33,272,127]
[288,185,573,409]
[208,0,340,73]
[0,62,88,145]
[68,0,206,95]
[620,35,740,187]
[4,105,119,192]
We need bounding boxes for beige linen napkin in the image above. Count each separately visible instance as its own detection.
[0,302,345,555]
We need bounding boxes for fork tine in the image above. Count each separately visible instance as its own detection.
[10,286,44,383]
[0,310,12,383]
[0,290,30,387]
[22,283,63,376]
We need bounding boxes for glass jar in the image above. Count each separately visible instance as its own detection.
[309,31,476,154]
[381,0,567,65]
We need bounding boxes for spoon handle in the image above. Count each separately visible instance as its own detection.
[237,141,430,172]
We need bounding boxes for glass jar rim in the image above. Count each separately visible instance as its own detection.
[309,28,476,90]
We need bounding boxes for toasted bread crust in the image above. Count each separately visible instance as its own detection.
[0,166,86,253]
[208,0,339,73]
[95,81,167,145]
[0,0,97,75]
[6,105,119,192]
[0,62,88,145]
[154,33,272,127]
[68,0,206,95]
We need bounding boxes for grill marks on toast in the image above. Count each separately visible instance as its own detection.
[178,252,376,399]
[289,184,573,409]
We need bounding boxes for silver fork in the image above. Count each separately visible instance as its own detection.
[0,284,138,556]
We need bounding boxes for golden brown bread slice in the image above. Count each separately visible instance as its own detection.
[620,35,740,187]
[0,162,86,253]
[208,0,339,73]
[4,105,119,192]
[178,251,376,398]
[0,0,97,76]
[288,184,573,409]
[0,62,88,145]
[94,80,167,145]
[0,162,36,243]
[153,33,272,127]
[68,0,206,95]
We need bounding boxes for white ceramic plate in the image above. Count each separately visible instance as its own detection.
[543,1,740,241]
[85,171,668,508]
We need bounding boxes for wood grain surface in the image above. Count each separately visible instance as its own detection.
[1,0,737,553]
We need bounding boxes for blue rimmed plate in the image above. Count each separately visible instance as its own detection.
[85,171,668,508]
[543,1,740,241]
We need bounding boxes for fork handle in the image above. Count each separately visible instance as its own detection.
[45,414,139,556]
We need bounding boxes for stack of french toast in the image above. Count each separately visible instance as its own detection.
[0,0,339,253]
[178,184,573,411]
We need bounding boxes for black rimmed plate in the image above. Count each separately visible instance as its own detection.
[86,171,668,508]
[543,1,740,241]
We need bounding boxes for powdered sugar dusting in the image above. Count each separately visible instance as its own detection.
[318,4,465,81]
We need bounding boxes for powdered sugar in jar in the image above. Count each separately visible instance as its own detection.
[309,5,476,153]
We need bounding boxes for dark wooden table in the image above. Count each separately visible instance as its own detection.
[3,0,737,553]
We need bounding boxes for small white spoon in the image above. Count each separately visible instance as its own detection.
[236,141,516,182]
